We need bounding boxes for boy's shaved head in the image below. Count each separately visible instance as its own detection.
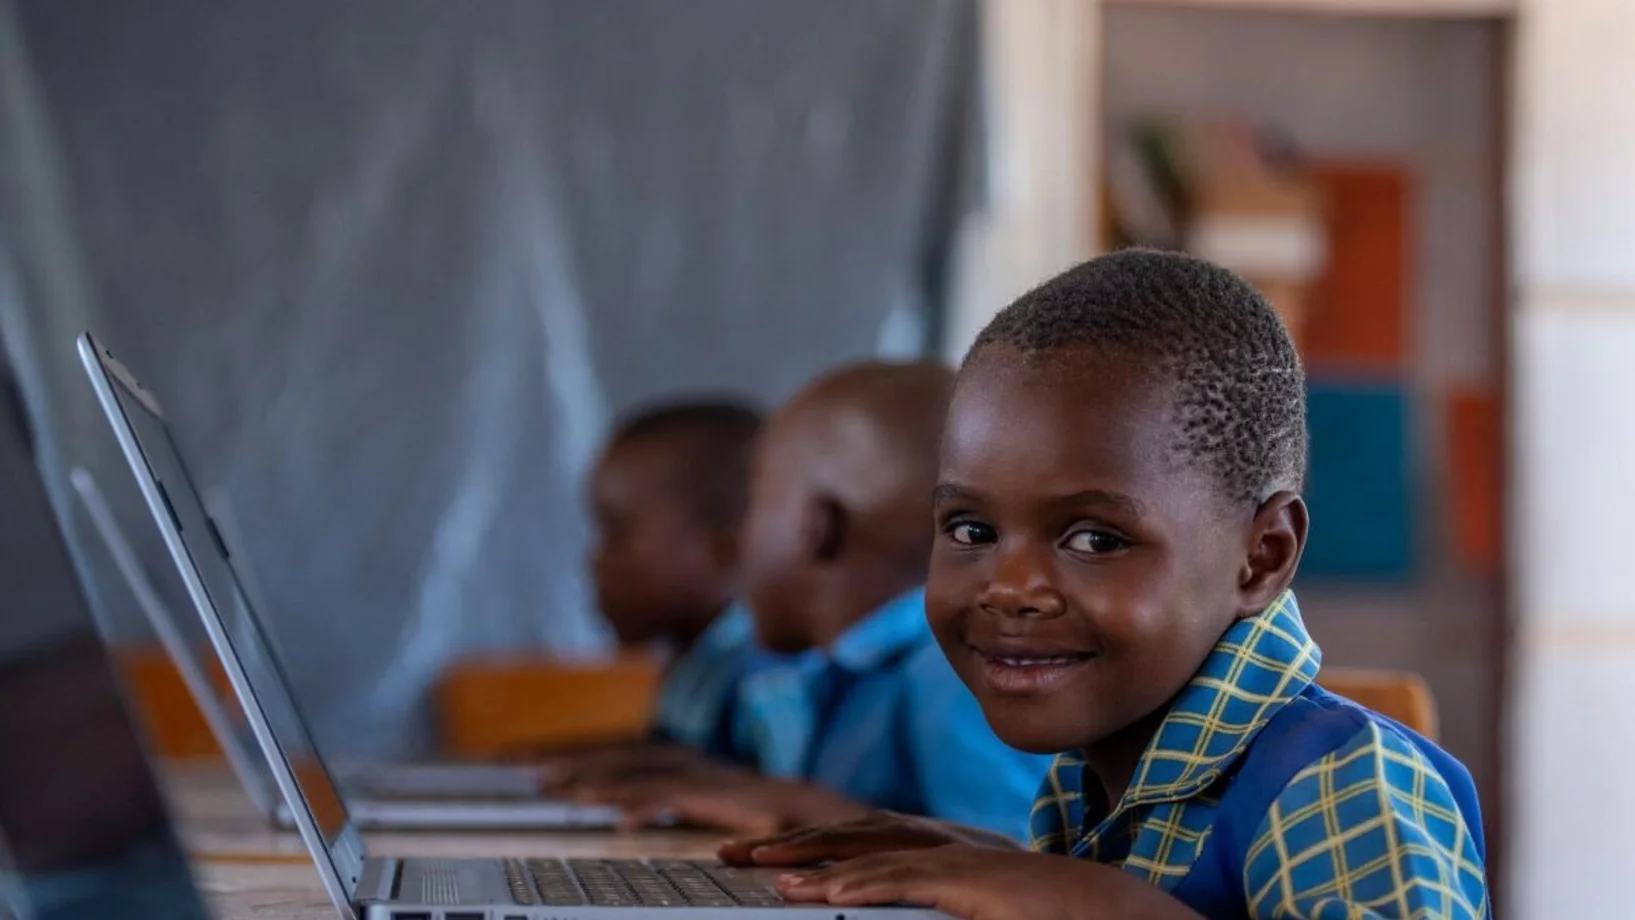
[740,361,954,652]
[774,362,952,557]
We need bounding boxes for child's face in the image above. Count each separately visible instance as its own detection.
[926,349,1253,755]
[588,438,728,647]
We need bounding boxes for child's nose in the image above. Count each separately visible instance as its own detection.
[978,541,1065,618]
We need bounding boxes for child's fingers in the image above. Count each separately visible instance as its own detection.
[722,827,831,865]
[722,811,943,866]
[666,791,783,836]
[776,853,935,906]
[601,782,697,830]
[748,828,924,865]
[718,832,794,864]
[774,853,894,892]
[823,872,937,909]
[774,872,829,902]
[604,783,779,835]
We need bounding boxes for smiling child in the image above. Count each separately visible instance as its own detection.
[722,250,1489,920]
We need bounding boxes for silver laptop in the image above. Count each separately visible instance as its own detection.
[70,468,587,827]
[0,355,212,920]
[79,332,949,920]
[192,489,561,804]
[77,333,621,832]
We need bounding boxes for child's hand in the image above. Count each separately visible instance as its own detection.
[535,744,711,792]
[775,846,1204,920]
[575,771,870,836]
[719,811,1019,866]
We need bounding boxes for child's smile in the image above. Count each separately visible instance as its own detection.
[961,631,1098,696]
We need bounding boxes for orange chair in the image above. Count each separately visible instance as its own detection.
[111,645,223,759]
[1319,667,1438,740]
[434,656,664,759]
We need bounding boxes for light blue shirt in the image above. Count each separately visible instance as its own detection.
[737,588,1050,840]
[650,605,761,762]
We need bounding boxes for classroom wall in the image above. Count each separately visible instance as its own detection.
[943,0,1100,363]
[1509,0,1635,915]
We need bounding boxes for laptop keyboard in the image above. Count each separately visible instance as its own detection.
[503,858,785,908]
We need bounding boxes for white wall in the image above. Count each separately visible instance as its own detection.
[1509,0,1635,915]
[943,0,1101,363]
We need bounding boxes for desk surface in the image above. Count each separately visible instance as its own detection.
[160,761,725,920]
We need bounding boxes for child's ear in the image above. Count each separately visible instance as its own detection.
[1235,491,1308,618]
[799,494,848,564]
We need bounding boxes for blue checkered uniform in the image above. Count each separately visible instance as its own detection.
[1029,593,1489,918]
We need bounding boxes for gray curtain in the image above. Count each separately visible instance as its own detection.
[0,0,982,756]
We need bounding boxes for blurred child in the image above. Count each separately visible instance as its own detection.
[543,400,763,782]
[581,362,1050,838]
[722,251,1489,919]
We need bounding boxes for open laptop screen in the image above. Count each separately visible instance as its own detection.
[0,357,209,920]
[69,468,286,825]
[80,335,360,899]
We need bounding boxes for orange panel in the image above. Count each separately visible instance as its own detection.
[1320,667,1438,740]
[1303,163,1412,371]
[112,646,222,759]
[435,656,663,758]
[1447,388,1503,573]
[290,757,349,838]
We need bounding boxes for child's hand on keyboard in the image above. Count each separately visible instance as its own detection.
[719,811,1020,866]
[576,770,870,836]
[773,845,1203,920]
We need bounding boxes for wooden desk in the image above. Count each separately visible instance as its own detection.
[159,761,726,919]
[195,863,330,920]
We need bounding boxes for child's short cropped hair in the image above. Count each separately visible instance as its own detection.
[607,399,763,526]
[967,248,1307,504]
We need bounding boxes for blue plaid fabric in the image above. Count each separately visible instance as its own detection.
[1029,592,1489,918]
[649,605,759,760]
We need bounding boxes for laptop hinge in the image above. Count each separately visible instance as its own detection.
[356,857,400,906]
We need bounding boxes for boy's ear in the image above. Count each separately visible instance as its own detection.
[799,494,848,564]
[1235,491,1308,618]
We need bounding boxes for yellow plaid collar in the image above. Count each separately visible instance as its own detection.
[1109,591,1320,809]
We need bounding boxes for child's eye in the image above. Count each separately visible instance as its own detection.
[946,521,997,546]
[1063,528,1128,555]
